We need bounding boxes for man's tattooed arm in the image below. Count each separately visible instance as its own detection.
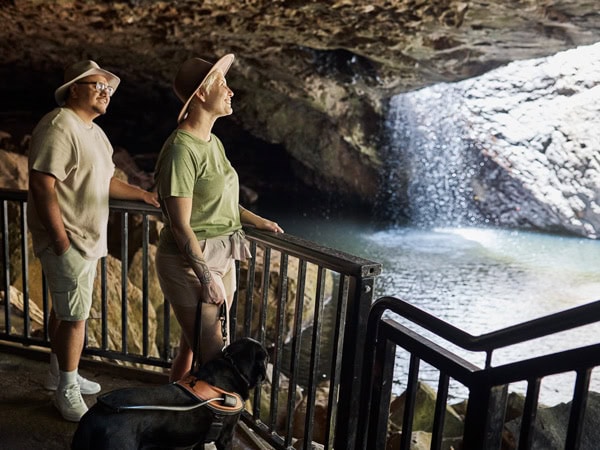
[184,239,212,285]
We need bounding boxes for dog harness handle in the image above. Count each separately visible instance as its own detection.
[96,391,224,413]
[104,399,223,412]
[175,374,244,415]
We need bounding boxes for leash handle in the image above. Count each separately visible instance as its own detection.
[115,398,223,412]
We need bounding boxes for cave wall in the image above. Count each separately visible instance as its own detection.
[1,0,599,206]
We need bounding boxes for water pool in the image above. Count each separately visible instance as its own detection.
[271,208,600,405]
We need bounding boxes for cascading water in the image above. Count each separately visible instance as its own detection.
[384,84,486,228]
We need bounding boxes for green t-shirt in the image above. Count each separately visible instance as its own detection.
[155,129,241,252]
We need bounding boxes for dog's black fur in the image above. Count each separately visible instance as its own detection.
[71,337,268,450]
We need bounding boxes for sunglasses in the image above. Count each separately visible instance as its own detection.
[75,81,115,97]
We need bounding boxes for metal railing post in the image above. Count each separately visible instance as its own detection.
[1,199,11,333]
[334,274,376,450]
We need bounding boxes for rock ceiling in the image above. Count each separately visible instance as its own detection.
[1,0,599,203]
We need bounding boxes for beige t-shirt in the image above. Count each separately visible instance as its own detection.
[27,108,115,259]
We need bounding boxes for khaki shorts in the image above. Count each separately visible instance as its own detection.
[156,236,236,308]
[39,245,97,321]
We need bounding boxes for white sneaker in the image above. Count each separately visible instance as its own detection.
[44,372,101,395]
[53,383,88,422]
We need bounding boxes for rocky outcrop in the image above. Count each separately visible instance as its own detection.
[0,285,44,335]
[389,381,464,438]
[384,385,600,450]
[237,246,334,345]
[0,149,28,190]
[467,43,600,237]
[387,42,600,237]
[505,391,600,450]
[1,0,598,210]
[88,253,161,362]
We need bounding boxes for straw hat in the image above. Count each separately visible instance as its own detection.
[173,54,235,123]
[54,60,120,106]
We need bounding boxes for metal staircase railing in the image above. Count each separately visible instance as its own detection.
[358,295,600,449]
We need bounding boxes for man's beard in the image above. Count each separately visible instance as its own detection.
[92,104,107,115]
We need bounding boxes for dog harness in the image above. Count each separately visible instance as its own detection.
[97,377,243,415]
[175,374,244,414]
[175,374,245,443]
[96,376,244,445]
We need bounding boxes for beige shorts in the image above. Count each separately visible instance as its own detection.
[39,245,97,321]
[156,236,236,308]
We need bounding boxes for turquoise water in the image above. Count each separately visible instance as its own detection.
[270,207,600,405]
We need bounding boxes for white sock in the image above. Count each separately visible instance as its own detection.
[49,353,59,375]
[58,369,78,390]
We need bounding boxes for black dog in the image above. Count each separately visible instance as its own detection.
[71,337,268,450]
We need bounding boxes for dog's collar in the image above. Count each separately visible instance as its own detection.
[223,350,251,388]
[175,374,244,415]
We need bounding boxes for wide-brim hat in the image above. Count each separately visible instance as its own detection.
[54,60,120,106]
[173,54,235,123]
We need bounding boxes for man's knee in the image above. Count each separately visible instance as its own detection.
[61,319,86,328]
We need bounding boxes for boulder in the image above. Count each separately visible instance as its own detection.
[389,381,464,438]
[386,431,432,450]
[504,391,600,450]
[0,149,28,190]
[128,244,181,358]
[292,381,330,444]
[88,253,160,362]
[237,247,333,345]
[256,363,304,434]
[0,285,44,335]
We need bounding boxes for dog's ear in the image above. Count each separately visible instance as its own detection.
[251,343,269,386]
[226,338,268,388]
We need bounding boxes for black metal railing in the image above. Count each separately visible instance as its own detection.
[233,228,380,449]
[0,188,381,450]
[5,186,600,449]
[358,295,600,449]
[0,189,172,367]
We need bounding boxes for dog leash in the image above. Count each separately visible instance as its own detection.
[190,300,228,373]
[220,302,228,343]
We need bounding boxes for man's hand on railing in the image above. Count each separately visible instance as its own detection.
[141,190,160,208]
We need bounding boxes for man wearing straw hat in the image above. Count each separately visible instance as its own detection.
[27,60,159,422]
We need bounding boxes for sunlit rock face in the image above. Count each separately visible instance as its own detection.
[466,44,600,238]
[385,43,600,238]
[0,1,598,213]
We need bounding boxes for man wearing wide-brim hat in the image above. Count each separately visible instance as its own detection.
[27,59,160,422]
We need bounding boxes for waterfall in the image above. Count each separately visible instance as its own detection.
[383,83,485,228]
